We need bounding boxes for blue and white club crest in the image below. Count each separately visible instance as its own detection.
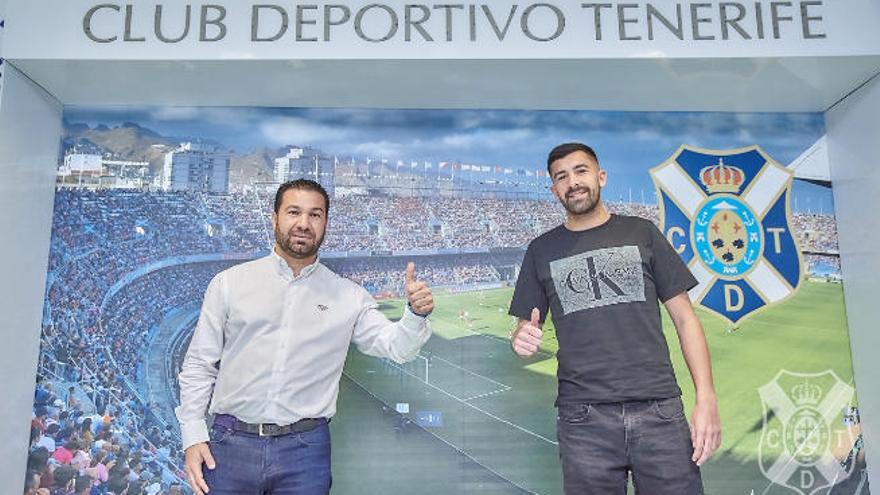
[650,145,803,325]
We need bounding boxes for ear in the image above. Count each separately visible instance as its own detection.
[271,211,278,231]
[598,168,608,188]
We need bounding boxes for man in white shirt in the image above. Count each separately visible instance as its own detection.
[176,179,434,495]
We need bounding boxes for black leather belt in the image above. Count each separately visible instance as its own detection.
[213,414,326,437]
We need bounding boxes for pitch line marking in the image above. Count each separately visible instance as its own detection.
[386,361,558,446]
[463,388,510,402]
[342,371,542,495]
[426,353,512,390]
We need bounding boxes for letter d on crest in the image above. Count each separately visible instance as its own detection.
[724,284,744,311]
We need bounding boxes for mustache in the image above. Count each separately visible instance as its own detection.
[287,228,313,238]
[566,187,590,199]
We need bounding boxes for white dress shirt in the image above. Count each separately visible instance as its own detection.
[175,250,431,449]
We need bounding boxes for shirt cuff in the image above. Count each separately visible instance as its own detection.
[179,418,210,451]
[401,305,429,331]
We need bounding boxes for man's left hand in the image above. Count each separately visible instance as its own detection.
[405,262,433,316]
[690,396,721,466]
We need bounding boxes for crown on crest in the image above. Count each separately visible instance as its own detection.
[791,380,822,407]
[699,158,745,194]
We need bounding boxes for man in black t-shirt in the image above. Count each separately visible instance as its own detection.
[509,143,721,494]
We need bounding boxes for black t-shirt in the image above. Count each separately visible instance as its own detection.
[509,214,697,405]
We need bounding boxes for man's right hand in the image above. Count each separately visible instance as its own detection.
[184,442,216,495]
[511,308,543,358]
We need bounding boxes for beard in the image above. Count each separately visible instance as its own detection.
[560,185,601,215]
[275,224,325,259]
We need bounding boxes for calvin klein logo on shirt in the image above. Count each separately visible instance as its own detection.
[550,246,646,315]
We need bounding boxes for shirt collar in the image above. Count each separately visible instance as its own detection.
[270,246,321,282]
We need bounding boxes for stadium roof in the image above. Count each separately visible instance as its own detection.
[787,135,831,187]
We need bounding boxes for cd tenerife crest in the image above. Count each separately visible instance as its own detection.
[757,370,859,494]
[650,145,803,325]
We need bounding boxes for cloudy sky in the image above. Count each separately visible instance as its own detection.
[65,106,832,213]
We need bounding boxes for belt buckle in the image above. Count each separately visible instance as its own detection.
[259,423,269,437]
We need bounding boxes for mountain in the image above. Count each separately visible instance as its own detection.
[62,122,274,184]
[229,148,275,185]
[64,121,177,175]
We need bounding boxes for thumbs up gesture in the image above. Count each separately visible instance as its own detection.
[405,262,433,316]
[511,308,543,358]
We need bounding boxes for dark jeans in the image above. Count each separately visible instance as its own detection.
[557,397,703,495]
[203,421,332,495]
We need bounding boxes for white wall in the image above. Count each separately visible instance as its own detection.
[0,0,7,98]
[0,63,62,494]
[826,74,880,482]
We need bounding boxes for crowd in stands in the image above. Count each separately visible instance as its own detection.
[791,212,839,254]
[100,263,233,384]
[47,189,839,260]
[26,375,185,494]
[32,262,235,494]
[803,254,842,279]
[29,188,841,493]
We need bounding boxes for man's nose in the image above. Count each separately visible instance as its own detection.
[292,214,310,228]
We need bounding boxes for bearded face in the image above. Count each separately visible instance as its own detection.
[559,182,602,215]
[274,218,325,259]
[549,151,607,217]
[272,189,327,260]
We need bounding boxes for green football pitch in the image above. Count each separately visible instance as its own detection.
[328,280,858,494]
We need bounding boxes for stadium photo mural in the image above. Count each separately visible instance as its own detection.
[28,106,868,494]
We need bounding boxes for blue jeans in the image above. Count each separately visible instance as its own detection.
[557,397,703,495]
[203,421,332,494]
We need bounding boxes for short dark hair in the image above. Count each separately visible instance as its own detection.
[27,448,49,471]
[75,475,93,493]
[547,143,599,175]
[53,466,77,487]
[274,179,330,215]
[107,474,130,494]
